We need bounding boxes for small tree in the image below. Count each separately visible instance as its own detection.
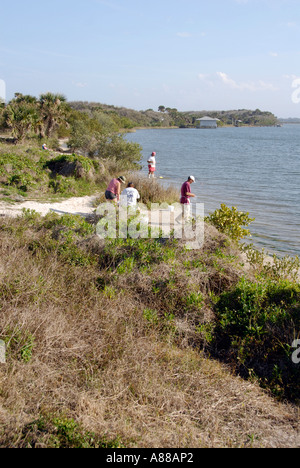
[95,133,142,169]
[206,204,255,242]
[4,98,40,142]
[39,92,69,138]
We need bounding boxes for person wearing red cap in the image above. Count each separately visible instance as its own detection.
[147,152,157,179]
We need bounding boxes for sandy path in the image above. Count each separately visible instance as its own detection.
[0,196,180,230]
[0,195,99,218]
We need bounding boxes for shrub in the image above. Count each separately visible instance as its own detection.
[243,244,300,282]
[213,277,300,401]
[2,326,35,363]
[20,415,124,448]
[206,204,255,242]
[48,176,76,194]
[0,151,47,192]
[43,213,95,237]
[44,153,97,175]
[32,213,96,266]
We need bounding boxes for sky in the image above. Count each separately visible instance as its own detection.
[0,0,300,117]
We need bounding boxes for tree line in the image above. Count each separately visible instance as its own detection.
[0,93,142,168]
[68,102,279,129]
[0,92,279,149]
[0,92,73,142]
[157,106,278,127]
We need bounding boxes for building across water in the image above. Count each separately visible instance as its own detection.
[196,116,220,129]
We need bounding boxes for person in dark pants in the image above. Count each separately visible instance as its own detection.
[105,176,126,203]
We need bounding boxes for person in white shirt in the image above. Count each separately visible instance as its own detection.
[120,182,141,209]
[147,152,156,179]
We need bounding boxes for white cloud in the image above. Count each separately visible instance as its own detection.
[258,80,279,91]
[217,72,278,91]
[270,52,278,57]
[217,72,244,89]
[283,74,298,80]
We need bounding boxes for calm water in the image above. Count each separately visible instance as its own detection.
[126,126,300,257]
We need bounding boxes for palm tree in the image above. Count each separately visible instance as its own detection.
[14,93,38,105]
[39,92,68,138]
[13,93,44,139]
[5,101,38,142]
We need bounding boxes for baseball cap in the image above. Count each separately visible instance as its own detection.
[189,176,196,182]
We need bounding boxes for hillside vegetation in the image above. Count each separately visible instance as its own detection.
[0,205,299,448]
[0,93,299,448]
[69,101,279,128]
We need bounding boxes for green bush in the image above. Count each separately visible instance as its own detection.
[2,326,35,363]
[43,213,95,236]
[184,292,204,311]
[21,415,124,448]
[0,152,46,192]
[101,237,179,272]
[206,204,255,241]
[48,176,75,194]
[44,153,97,174]
[213,277,300,401]
[28,213,96,266]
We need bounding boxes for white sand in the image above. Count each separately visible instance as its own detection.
[0,195,99,218]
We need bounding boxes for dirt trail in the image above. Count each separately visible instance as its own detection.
[0,196,181,233]
[0,195,99,218]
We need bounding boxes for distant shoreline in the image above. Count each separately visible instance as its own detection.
[127,124,288,133]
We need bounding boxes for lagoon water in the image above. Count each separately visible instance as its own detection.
[126,126,300,258]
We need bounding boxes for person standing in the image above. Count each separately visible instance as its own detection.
[175,176,196,223]
[105,176,126,203]
[147,152,157,179]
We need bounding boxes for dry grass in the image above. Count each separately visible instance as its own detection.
[127,174,180,206]
[93,173,179,207]
[0,215,299,448]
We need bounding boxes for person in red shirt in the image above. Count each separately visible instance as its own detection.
[176,176,196,224]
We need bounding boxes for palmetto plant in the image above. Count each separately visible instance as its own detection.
[4,93,43,142]
[5,100,39,142]
[39,92,68,138]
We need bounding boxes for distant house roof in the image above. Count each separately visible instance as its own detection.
[196,116,220,121]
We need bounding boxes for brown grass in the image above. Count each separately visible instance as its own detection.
[0,215,299,448]
[93,173,180,208]
[127,174,180,206]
